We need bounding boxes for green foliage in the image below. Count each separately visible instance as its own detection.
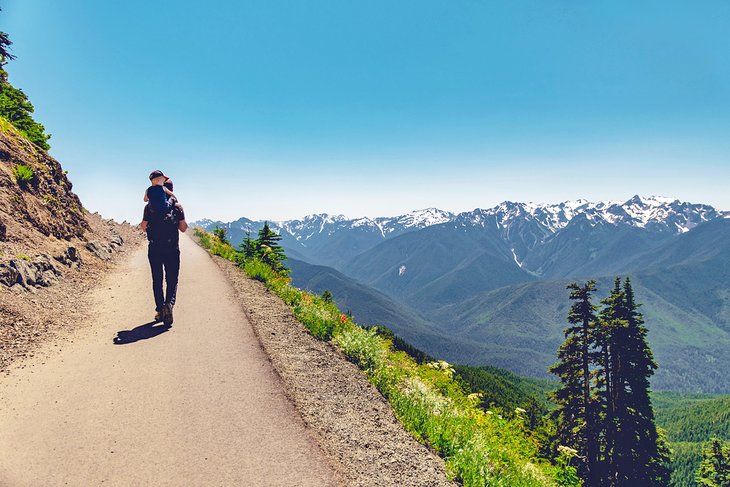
[321,289,333,303]
[333,326,385,372]
[0,74,50,150]
[653,394,730,486]
[0,26,50,150]
[12,164,33,186]
[454,364,555,414]
[256,222,288,274]
[658,397,730,444]
[212,226,229,245]
[194,228,572,486]
[696,438,730,486]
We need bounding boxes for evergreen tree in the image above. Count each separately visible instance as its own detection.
[596,278,625,484]
[0,19,50,149]
[550,280,600,483]
[0,29,16,66]
[610,278,669,486]
[239,231,257,260]
[212,226,229,245]
[697,438,730,487]
[256,222,288,274]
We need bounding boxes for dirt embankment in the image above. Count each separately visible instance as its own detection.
[0,125,144,371]
[208,251,457,487]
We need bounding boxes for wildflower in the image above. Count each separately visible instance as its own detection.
[515,407,527,414]
[340,313,348,324]
[486,410,493,415]
[467,392,483,403]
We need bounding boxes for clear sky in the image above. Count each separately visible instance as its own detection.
[2,1,729,222]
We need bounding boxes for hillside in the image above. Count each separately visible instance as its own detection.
[196,198,730,393]
[653,393,730,487]
[0,122,140,369]
[287,258,452,352]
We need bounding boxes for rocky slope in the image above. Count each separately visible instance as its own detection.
[0,121,142,370]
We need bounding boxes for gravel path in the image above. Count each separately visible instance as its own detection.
[209,245,456,486]
[0,234,340,486]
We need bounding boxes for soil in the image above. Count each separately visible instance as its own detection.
[208,250,457,486]
[0,213,144,372]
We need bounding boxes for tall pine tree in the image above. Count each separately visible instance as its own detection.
[550,280,600,484]
[552,278,670,486]
[596,277,625,485]
[610,278,669,486]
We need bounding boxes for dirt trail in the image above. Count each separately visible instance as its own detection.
[0,235,340,486]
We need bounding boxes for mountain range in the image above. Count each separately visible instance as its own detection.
[194,196,730,393]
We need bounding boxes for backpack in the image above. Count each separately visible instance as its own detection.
[146,200,179,246]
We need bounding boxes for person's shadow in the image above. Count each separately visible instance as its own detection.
[113,321,171,345]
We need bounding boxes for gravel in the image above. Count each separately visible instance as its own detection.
[210,252,457,487]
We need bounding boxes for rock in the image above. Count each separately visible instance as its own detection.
[109,233,124,249]
[55,245,83,268]
[32,254,61,287]
[9,259,38,288]
[0,263,18,287]
[85,240,112,260]
[0,220,6,241]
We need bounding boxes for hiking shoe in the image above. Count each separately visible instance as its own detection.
[163,303,174,326]
[154,310,162,322]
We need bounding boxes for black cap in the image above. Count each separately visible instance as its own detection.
[163,178,173,191]
[149,169,168,180]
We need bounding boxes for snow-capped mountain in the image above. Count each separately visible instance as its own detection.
[455,195,723,234]
[193,196,726,270]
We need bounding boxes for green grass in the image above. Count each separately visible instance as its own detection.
[194,228,578,486]
[13,164,34,185]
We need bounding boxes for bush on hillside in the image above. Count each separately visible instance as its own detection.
[12,164,33,186]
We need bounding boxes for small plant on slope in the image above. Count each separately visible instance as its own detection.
[13,164,33,186]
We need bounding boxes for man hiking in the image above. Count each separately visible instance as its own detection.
[140,170,188,326]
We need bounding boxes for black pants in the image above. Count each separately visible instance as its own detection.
[148,243,180,312]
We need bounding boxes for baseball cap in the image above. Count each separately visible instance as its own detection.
[149,169,169,180]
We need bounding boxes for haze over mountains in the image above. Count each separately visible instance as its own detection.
[194,196,730,393]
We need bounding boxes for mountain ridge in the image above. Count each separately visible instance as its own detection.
[194,196,730,392]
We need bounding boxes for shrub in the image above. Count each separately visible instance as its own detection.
[334,326,385,372]
[13,164,33,186]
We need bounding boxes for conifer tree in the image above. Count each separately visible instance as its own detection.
[256,222,288,274]
[596,277,625,484]
[239,231,257,260]
[610,278,669,486]
[550,280,600,483]
[697,438,730,487]
[0,20,51,149]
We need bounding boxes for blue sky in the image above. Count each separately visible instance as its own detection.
[3,1,729,222]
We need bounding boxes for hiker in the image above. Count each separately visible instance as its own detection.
[144,169,178,212]
[140,171,188,325]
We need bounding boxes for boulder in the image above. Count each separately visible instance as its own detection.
[86,240,112,260]
[9,258,38,288]
[32,254,61,287]
[55,245,83,267]
[109,233,124,249]
[0,263,18,287]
